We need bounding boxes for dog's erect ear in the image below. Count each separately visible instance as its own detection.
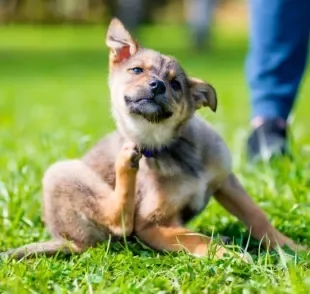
[106,18,139,65]
[189,77,217,112]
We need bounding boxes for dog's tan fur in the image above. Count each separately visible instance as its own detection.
[1,18,304,261]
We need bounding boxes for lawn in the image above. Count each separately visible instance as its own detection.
[0,23,310,293]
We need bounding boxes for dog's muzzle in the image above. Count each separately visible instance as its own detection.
[125,93,173,123]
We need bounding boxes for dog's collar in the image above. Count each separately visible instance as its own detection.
[140,146,168,158]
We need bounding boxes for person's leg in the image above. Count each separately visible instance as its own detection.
[246,0,310,161]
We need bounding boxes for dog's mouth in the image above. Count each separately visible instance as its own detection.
[125,96,173,123]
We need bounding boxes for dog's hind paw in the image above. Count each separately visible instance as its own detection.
[116,142,142,172]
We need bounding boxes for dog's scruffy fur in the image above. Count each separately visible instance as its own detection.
[1,18,304,261]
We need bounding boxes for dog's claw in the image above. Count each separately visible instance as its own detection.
[130,147,142,169]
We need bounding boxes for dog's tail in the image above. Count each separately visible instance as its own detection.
[0,239,81,261]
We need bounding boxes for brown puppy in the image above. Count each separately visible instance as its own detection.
[1,18,304,261]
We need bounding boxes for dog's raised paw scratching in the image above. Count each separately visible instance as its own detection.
[116,142,142,172]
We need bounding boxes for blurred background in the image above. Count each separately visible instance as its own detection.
[0,1,236,32]
[0,0,244,50]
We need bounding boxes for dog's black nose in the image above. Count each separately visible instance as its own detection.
[149,80,166,95]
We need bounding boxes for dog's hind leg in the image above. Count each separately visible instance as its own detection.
[43,142,141,244]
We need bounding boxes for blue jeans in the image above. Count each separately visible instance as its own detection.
[246,0,310,121]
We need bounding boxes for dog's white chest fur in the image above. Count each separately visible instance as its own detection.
[119,115,177,148]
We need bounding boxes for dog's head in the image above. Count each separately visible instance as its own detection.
[106,18,217,149]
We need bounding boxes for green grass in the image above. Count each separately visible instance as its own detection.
[1,23,310,293]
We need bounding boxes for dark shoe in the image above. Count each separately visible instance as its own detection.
[247,119,289,162]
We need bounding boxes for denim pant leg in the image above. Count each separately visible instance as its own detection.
[246,0,310,121]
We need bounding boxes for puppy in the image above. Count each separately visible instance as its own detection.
[1,18,303,260]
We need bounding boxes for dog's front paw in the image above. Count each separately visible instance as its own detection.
[116,142,142,173]
[277,235,308,253]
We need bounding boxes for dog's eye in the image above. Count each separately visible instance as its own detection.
[170,79,181,91]
[131,67,143,74]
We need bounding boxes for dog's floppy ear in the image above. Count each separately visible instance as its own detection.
[189,77,217,112]
[106,18,139,65]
